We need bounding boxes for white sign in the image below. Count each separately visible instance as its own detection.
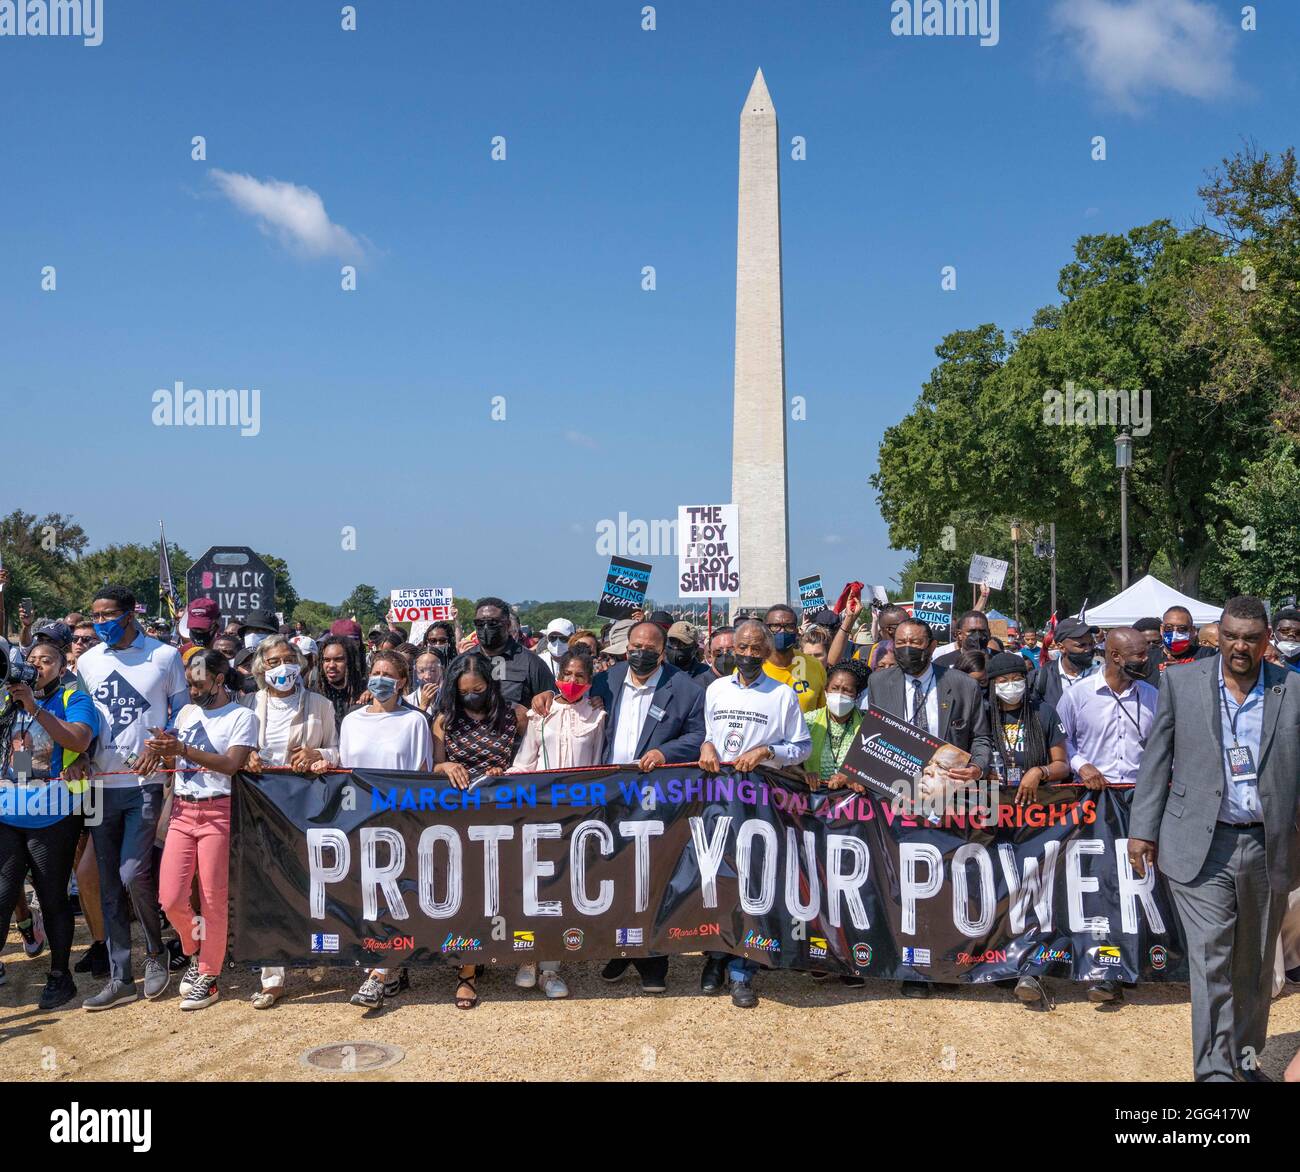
[388,587,454,624]
[677,504,740,597]
[967,554,1008,591]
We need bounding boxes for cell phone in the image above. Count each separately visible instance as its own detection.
[21,597,33,615]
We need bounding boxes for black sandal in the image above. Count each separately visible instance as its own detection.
[455,975,479,1010]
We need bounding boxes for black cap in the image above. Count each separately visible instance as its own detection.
[986,651,1028,678]
[1055,617,1099,642]
[33,620,73,650]
[238,609,278,635]
[648,610,675,629]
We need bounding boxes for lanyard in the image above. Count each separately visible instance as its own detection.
[1112,690,1146,744]
[1219,680,1260,747]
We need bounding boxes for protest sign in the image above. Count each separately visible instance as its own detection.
[186,546,275,627]
[677,504,740,597]
[840,707,973,813]
[230,766,1186,985]
[968,554,1009,591]
[388,587,454,624]
[797,574,826,615]
[597,556,651,620]
[912,582,955,642]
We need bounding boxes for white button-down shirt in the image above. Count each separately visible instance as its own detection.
[610,666,663,764]
[898,665,940,738]
[1055,670,1158,785]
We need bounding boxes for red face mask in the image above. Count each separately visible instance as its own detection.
[557,680,589,703]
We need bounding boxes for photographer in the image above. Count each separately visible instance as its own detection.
[0,640,98,1009]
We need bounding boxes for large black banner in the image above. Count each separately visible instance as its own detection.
[229,766,1188,984]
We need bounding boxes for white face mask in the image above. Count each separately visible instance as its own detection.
[994,679,1026,704]
[244,631,268,650]
[264,663,302,692]
[1048,649,1061,661]
[1276,640,1300,660]
[548,638,569,656]
[826,692,857,718]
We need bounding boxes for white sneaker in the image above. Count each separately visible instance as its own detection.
[515,963,537,989]
[539,970,569,999]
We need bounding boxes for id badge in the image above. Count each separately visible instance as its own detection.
[1006,764,1022,787]
[1227,744,1258,782]
[648,704,667,723]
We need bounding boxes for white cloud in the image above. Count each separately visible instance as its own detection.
[564,430,599,450]
[209,169,363,259]
[1050,0,1239,113]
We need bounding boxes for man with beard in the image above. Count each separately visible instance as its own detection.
[471,597,555,707]
[314,634,367,725]
[1028,617,1100,709]
[933,609,992,669]
[1130,596,1300,1082]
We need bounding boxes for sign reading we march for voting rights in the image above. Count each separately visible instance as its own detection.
[388,588,454,623]
[677,504,740,597]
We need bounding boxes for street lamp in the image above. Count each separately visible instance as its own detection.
[1010,521,1022,630]
[1115,433,1132,590]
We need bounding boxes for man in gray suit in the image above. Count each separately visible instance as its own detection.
[864,616,994,1000]
[1130,595,1300,1082]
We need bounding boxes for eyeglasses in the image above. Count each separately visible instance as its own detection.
[90,611,123,622]
[71,635,97,645]
[427,638,451,647]
[766,622,797,633]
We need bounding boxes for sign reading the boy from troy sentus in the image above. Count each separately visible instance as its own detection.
[388,588,454,624]
[678,504,740,597]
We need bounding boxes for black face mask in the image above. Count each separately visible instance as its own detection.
[462,689,490,713]
[734,653,764,682]
[627,648,661,676]
[713,652,736,676]
[191,628,214,647]
[1066,649,1095,671]
[665,644,695,670]
[962,631,991,651]
[474,619,506,650]
[427,643,452,667]
[1120,658,1148,681]
[894,645,929,675]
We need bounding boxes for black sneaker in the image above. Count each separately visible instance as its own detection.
[700,957,727,994]
[600,958,632,982]
[74,941,109,979]
[166,937,190,973]
[730,979,758,1009]
[179,973,219,1011]
[39,971,77,1011]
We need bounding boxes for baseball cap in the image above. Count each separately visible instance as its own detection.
[545,618,576,638]
[604,618,635,656]
[667,620,698,645]
[1054,617,1099,642]
[291,635,319,657]
[330,619,363,640]
[33,621,73,650]
[184,598,221,632]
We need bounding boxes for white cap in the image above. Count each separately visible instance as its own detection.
[292,635,319,656]
[545,618,576,638]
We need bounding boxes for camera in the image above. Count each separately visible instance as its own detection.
[0,644,39,687]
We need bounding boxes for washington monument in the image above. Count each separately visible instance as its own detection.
[731,68,790,613]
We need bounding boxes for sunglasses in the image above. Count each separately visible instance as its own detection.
[72,635,97,645]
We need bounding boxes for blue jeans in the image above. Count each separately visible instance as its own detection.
[90,785,165,983]
[707,950,757,983]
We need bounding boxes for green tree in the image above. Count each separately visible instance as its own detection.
[65,542,193,617]
[517,600,604,632]
[338,583,386,628]
[292,599,337,633]
[256,553,298,618]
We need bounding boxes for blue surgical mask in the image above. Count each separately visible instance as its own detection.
[772,631,798,653]
[93,615,128,645]
[367,675,398,701]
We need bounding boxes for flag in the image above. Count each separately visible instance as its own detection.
[158,521,178,621]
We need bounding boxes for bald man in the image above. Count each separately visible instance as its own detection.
[1054,628,1162,1004]
[1199,622,1220,652]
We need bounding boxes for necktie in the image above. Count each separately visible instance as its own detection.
[910,678,927,730]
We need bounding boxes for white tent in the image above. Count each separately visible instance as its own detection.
[1083,574,1221,628]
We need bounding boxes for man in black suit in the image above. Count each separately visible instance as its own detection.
[865,617,993,999]
[591,620,705,992]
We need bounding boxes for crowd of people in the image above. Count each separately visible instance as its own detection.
[0,568,1298,1082]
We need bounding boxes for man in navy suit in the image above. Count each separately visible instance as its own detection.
[590,620,704,992]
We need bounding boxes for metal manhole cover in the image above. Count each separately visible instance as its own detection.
[300,1042,405,1073]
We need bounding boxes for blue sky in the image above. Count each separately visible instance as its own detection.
[3,0,1297,610]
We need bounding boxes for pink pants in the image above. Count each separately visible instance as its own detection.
[159,796,230,977]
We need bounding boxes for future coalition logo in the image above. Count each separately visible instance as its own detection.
[743,930,780,954]
[441,933,482,953]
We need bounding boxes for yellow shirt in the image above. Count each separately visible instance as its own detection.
[762,653,826,714]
